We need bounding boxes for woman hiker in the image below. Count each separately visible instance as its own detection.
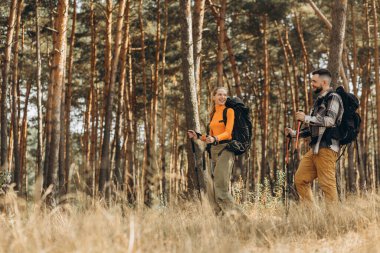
[187,87,244,217]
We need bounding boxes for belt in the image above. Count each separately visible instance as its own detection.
[216,140,230,145]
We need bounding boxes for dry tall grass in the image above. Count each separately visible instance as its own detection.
[0,189,379,253]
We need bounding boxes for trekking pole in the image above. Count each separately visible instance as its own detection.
[191,139,202,203]
[285,135,291,164]
[284,135,292,217]
[295,121,302,150]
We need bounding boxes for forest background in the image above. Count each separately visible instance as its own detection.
[0,0,380,252]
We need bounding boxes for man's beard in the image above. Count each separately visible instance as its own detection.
[313,87,323,94]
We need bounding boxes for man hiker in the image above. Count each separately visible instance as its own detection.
[285,69,344,203]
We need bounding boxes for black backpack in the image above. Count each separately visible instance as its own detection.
[324,86,361,145]
[221,97,253,155]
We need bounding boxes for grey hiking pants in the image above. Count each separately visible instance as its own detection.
[209,143,241,214]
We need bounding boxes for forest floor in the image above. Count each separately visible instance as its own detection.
[0,190,379,253]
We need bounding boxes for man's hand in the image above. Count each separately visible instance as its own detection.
[295,111,305,122]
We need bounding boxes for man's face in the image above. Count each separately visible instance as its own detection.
[311,74,323,94]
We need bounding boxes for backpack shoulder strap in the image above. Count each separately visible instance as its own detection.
[222,107,228,126]
[320,91,336,108]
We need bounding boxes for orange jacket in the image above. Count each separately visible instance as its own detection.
[201,105,234,142]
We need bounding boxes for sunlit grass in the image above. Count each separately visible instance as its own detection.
[0,187,379,252]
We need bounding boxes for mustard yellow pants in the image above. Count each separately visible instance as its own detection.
[295,148,338,203]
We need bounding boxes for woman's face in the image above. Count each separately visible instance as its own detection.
[213,88,228,106]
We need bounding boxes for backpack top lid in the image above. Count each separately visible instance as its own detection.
[225,97,244,107]
[335,85,359,111]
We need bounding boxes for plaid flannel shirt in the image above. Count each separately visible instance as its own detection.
[295,88,344,154]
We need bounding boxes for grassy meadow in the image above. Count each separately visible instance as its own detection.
[0,187,379,253]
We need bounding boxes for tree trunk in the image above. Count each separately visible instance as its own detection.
[284,29,299,112]
[115,0,130,190]
[126,38,135,201]
[61,0,77,194]
[111,1,129,189]
[207,0,242,97]
[147,0,161,200]
[216,0,226,87]
[295,14,310,113]
[58,74,66,196]
[12,0,23,191]
[43,0,57,189]
[260,14,269,185]
[275,22,297,120]
[160,0,169,204]
[138,0,153,205]
[19,22,28,194]
[350,3,358,97]
[371,0,380,176]
[88,0,98,196]
[98,0,113,193]
[356,0,373,191]
[327,0,348,86]
[35,0,43,180]
[99,0,126,193]
[193,0,205,89]
[1,0,18,170]
[20,81,31,196]
[44,0,69,198]
[307,0,349,89]
[180,0,205,195]
[346,2,359,193]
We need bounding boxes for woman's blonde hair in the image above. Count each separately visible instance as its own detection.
[208,87,228,119]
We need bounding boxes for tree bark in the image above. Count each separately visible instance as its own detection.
[146,0,161,201]
[125,38,135,201]
[193,0,205,89]
[1,0,18,170]
[372,0,380,177]
[89,0,98,195]
[284,29,299,112]
[180,0,205,194]
[207,0,242,97]
[35,0,43,180]
[99,0,126,193]
[327,0,348,86]
[20,81,31,196]
[275,22,297,120]
[116,0,130,190]
[260,14,269,185]
[307,0,349,89]
[350,3,358,97]
[137,0,152,205]
[61,0,77,194]
[58,73,66,196]
[160,0,169,204]
[11,0,23,191]
[216,0,226,87]
[295,14,310,113]
[44,0,69,197]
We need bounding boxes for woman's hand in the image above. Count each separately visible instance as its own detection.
[206,136,216,144]
[285,127,294,137]
[187,130,198,140]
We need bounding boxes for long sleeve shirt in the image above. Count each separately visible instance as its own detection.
[202,104,234,142]
[210,105,234,141]
[292,88,344,154]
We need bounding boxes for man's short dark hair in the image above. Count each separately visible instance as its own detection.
[312,68,332,78]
